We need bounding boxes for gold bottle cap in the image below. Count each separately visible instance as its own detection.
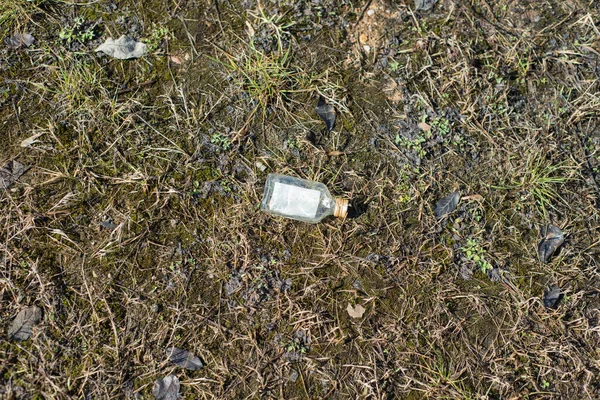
[334,198,349,219]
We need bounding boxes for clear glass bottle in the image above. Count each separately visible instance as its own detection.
[260,173,349,223]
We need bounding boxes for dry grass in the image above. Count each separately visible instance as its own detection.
[1,0,600,399]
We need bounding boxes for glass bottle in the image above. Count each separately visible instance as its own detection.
[260,173,349,223]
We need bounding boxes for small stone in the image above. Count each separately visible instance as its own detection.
[255,161,267,172]
[367,9,375,16]
[363,45,371,53]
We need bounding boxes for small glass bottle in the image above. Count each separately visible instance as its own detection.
[260,173,349,223]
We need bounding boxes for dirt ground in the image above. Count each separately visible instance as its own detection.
[1,0,600,398]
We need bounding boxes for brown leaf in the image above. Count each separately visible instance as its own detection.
[347,303,365,318]
[20,132,44,147]
[169,55,183,65]
[418,122,431,132]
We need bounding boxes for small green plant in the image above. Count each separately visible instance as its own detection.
[396,165,418,205]
[388,59,400,72]
[395,134,426,157]
[190,180,201,196]
[431,117,451,136]
[145,24,172,52]
[462,239,492,274]
[541,379,551,389]
[210,133,231,150]
[59,17,96,44]
[286,339,307,354]
[220,181,234,194]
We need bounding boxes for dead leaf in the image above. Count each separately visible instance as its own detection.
[418,122,431,132]
[347,303,365,319]
[20,132,44,147]
[0,160,28,190]
[434,191,460,219]
[328,150,345,156]
[245,21,255,38]
[315,96,336,131]
[166,347,204,370]
[414,0,438,11]
[153,375,180,400]
[99,219,118,230]
[8,306,42,340]
[538,225,564,263]
[5,33,35,49]
[95,36,147,59]
[543,285,562,308]
[169,55,183,65]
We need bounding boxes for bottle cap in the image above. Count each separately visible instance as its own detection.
[334,198,349,219]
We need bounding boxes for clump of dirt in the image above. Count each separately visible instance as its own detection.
[350,0,400,55]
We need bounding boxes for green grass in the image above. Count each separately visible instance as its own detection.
[495,155,576,218]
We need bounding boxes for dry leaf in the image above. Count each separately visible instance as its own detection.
[95,36,147,59]
[5,33,35,49]
[8,306,42,340]
[245,21,255,38]
[0,160,28,190]
[166,347,204,370]
[153,375,180,400]
[20,132,44,147]
[414,0,438,11]
[543,285,562,309]
[418,122,431,131]
[347,303,365,318]
[169,55,183,65]
[434,191,460,219]
[538,225,564,263]
[315,96,336,131]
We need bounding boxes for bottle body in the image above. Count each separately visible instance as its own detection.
[261,174,345,223]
